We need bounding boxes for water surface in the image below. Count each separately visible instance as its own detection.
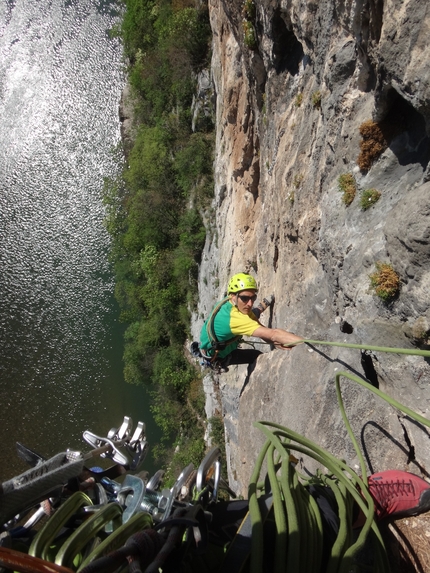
[0,0,160,480]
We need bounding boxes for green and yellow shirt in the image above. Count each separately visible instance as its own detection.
[200,299,259,358]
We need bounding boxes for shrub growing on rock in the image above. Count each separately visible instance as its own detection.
[243,20,257,48]
[337,173,356,206]
[357,120,388,172]
[312,90,322,109]
[242,0,256,20]
[360,188,381,210]
[293,173,304,188]
[369,262,400,301]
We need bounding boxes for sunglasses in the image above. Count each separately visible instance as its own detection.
[238,294,257,304]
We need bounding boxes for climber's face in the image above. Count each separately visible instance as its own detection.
[233,290,257,314]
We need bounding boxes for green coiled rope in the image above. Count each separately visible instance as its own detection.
[247,341,430,573]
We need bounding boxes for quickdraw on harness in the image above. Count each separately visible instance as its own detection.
[201,296,242,368]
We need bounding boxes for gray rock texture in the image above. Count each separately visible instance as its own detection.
[190,0,430,496]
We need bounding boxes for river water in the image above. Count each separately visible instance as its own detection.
[0,0,160,480]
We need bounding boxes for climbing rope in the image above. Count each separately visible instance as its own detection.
[245,340,430,573]
[248,422,386,573]
[284,338,430,357]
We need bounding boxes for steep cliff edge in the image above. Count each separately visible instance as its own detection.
[191,0,430,496]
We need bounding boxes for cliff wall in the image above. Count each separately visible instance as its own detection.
[191,0,430,496]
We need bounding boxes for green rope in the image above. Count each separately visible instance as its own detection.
[322,476,349,573]
[284,338,430,357]
[231,338,429,573]
[334,370,430,431]
[256,423,384,572]
[247,350,430,573]
[303,485,323,573]
[279,454,299,573]
[267,444,288,573]
[248,439,270,573]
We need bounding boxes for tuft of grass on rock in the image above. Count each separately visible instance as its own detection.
[243,20,257,49]
[369,262,400,301]
[360,188,381,210]
[242,0,256,20]
[312,90,322,109]
[293,173,304,188]
[338,173,356,206]
[242,0,257,49]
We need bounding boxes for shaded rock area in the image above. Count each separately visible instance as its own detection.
[191,0,430,497]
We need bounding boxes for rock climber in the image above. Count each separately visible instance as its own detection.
[194,272,303,371]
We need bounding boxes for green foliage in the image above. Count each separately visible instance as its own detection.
[189,376,206,417]
[360,188,381,210]
[312,90,322,109]
[337,173,356,206]
[242,0,257,50]
[105,0,215,469]
[167,7,212,71]
[369,262,400,301]
[120,0,158,60]
[208,416,228,484]
[126,3,211,124]
[209,416,225,448]
[243,1,255,23]
[174,132,214,199]
[150,348,206,485]
[174,208,206,308]
[293,173,304,188]
[162,433,206,487]
[152,347,193,393]
[243,20,257,49]
[242,0,256,20]
[295,93,303,107]
[103,174,126,238]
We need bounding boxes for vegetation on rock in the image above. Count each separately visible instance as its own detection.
[360,188,381,210]
[357,120,388,172]
[369,262,400,301]
[295,92,303,107]
[311,90,322,109]
[337,173,356,206]
[293,173,304,188]
[242,0,257,49]
[242,0,256,20]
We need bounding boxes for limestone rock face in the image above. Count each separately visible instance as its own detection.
[191,0,430,496]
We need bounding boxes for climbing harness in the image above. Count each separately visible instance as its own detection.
[205,296,242,359]
[191,296,242,371]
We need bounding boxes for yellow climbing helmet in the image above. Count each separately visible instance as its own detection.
[228,273,258,293]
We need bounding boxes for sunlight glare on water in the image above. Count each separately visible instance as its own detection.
[0,0,159,479]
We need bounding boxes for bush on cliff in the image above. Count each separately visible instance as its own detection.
[104,0,213,470]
